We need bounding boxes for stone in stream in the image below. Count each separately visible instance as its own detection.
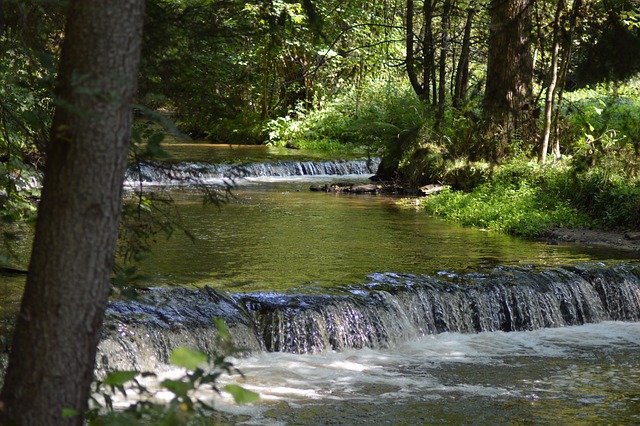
[309,181,408,195]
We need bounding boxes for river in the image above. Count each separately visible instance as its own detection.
[3,143,640,424]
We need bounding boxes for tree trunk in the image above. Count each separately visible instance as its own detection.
[424,0,437,105]
[453,7,476,109]
[483,0,534,156]
[552,0,583,158]
[406,0,425,99]
[539,0,564,163]
[436,0,452,124]
[0,0,144,424]
[405,0,429,102]
[406,0,437,104]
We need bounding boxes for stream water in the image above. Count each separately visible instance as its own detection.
[218,321,640,425]
[3,144,640,424]
[130,146,635,293]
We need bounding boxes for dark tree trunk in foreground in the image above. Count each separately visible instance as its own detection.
[0,1,144,424]
[483,0,534,157]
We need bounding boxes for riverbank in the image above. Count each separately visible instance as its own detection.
[542,228,640,252]
[308,179,640,254]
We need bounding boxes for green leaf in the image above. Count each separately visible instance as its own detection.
[224,384,259,404]
[61,408,81,418]
[161,379,192,398]
[213,318,230,340]
[103,370,138,386]
[169,347,208,370]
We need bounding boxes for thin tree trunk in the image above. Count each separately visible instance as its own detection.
[425,0,436,105]
[436,0,452,124]
[0,0,144,424]
[406,0,425,99]
[540,0,564,163]
[261,50,270,119]
[552,0,583,158]
[0,0,4,40]
[453,7,476,109]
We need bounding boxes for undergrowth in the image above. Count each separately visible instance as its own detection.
[264,75,426,154]
[266,74,640,238]
[419,157,640,238]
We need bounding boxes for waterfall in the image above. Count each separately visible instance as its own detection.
[97,264,640,371]
[125,158,381,186]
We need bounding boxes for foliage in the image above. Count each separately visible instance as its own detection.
[562,82,640,176]
[85,319,258,425]
[572,1,640,86]
[140,0,404,140]
[419,159,592,238]
[266,75,427,153]
[560,167,640,230]
[0,1,64,267]
[419,150,640,237]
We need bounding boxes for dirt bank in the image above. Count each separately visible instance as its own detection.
[542,228,640,253]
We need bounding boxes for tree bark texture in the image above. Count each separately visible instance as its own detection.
[436,0,451,123]
[0,0,144,425]
[483,0,534,150]
[406,0,437,104]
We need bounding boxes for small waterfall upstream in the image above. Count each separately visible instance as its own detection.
[125,158,381,186]
[98,263,640,372]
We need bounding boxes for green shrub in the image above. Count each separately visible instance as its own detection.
[264,75,427,153]
[420,159,596,238]
[563,84,640,176]
[422,181,588,239]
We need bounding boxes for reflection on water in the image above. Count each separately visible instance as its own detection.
[139,180,636,292]
[162,142,366,164]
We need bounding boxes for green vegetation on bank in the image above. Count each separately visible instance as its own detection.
[269,74,640,238]
[265,76,426,154]
[416,161,586,239]
[413,81,640,238]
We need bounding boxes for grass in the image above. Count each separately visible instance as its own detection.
[416,157,640,239]
[418,179,591,239]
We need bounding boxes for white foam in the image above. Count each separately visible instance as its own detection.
[105,321,640,423]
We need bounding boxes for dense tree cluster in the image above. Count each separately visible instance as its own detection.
[2,1,639,157]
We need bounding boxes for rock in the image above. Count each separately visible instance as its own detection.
[309,181,410,195]
[419,184,444,195]
[285,140,299,149]
[352,184,379,194]
[624,232,640,241]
